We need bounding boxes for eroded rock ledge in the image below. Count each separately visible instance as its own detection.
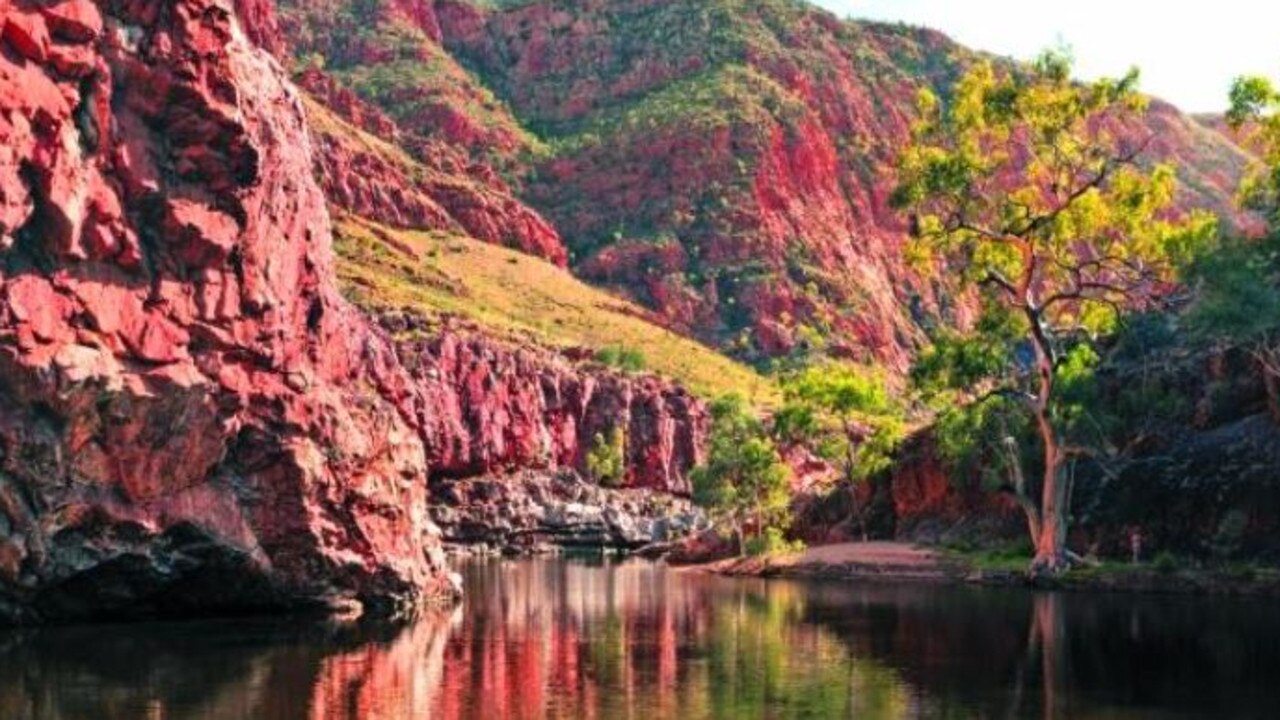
[431,470,707,554]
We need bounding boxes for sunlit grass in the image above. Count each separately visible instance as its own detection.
[333,216,781,405]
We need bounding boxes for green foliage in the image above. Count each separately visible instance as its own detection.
[909,303,1023,396]
[1184,235,1280,345]
[692,395,793,554]
[586,426,627,488]
[1210,510,1250,562]
[893,52,1216,566]
[1152,551,1182,574]
[1227,74,1280,223]
[550,64,809,155]
[931,391,1029,488]
[745,526,805,557]
[770,402,819,445]
[596,345,647,373]
[893,50,1215,321]
[778,363,905,485]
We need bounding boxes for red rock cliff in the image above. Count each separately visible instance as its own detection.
[0,0,456,621]
[377,314,707,494]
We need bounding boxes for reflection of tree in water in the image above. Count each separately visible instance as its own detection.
[798,582,1280,720]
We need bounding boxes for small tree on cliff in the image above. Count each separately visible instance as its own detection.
[777,364,904,541]
[692,395,792,556]
[891,51,1215,574]
[586,426,627,487]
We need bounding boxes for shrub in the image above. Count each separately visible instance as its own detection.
[1152,551,1181,575]
[1210,510,1250,561]
[745,527,805,557]
[586,426,627,487]
[597,344,646,372]
[692,395,793,555]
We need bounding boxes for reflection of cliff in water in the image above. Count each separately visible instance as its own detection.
[0,613,459,720]
[439,557,920,718]
[2,558,1279,719]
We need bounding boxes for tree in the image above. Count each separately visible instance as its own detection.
[1187,74,1280,421]
[1227,74,1280,225]
[778,364,904,541]
[891,51,1215,574]
[586,426,627,487]
[691,395,792,556]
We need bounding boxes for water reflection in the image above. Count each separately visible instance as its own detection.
[1,557,1278,719]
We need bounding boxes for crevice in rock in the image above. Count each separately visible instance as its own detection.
[74,77,101,154]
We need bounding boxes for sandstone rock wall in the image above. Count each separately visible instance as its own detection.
[381,315,707,494]
[0,0,456,621]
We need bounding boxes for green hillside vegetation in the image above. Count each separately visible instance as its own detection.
[547,65,809,155]
[333,216,780,404]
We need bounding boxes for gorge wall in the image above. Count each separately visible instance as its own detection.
[0,0,709,622]
[0,0,463,621]
[435,0,1253,367]
[384,316,706,493]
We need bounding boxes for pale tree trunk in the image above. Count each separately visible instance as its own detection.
[1004,591,1068,720]
[1027,313,1071,575]
[1001,436,1042,547]
[1034,593,1068,720]
[842,421,869,542]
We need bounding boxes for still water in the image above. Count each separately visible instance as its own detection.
[1,556,1278,719]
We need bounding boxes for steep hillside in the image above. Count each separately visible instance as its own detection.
[435,0,1252,367]
[302,81,567,262]
[272,0,1252,369]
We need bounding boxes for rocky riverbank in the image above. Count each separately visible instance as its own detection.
[697,542,1280,598]
[430,471,708,555]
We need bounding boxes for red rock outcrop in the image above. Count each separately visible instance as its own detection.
[0,0,457,621]
[796,347,1280,561]
[298,68,569,264]
[378,314,707,493]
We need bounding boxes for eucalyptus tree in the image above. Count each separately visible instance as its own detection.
[892,51,1215,574]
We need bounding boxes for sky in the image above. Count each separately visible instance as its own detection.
[813,1,1280,113]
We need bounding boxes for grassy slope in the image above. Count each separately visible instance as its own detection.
[333,216,781,404]
[305,91,777,401]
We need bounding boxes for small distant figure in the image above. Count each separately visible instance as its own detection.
[1129,527,1144,566]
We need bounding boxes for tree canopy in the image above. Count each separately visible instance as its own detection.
[1227,74,1280,225]
[892,50,1215,573]
[777,363,904,539]
[691,395,794,556]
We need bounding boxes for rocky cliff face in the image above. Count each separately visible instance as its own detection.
[273,1,1254,368]
[274,0,570,265]
[299,67,569,264]
[379,314,707,493]
[0,0,460,621]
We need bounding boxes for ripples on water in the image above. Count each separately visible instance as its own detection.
[1,556,1278,719]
